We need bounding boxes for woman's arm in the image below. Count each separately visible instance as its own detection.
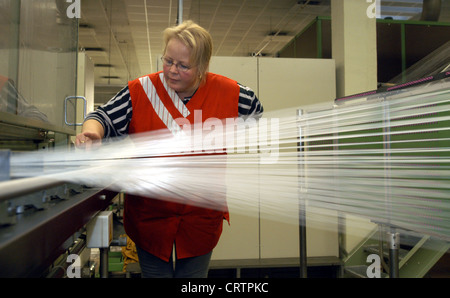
[75,86,133,148]
[237,83,264,119]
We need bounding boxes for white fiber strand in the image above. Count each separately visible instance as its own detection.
[4,84,450,242]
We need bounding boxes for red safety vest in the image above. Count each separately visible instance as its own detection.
[124,71,239,261]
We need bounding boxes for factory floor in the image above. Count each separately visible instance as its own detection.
[104,198,341,278]
[92,247,450,278]
[100,198,450,278]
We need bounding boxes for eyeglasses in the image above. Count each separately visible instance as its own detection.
[161,56,192,72]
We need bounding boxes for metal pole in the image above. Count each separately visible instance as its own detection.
[99,247,109,278]
[0,150,10,182]
[388,230,400,278]
[421,0,441,21]
[299,207,307,278]
[0,176,64,203]
[297,109,307,278]
[177,0,183,25]
[382,99,399,278]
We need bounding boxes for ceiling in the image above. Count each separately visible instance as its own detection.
[77,0,450,105]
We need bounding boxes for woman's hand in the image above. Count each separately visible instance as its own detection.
[75,119,105,149]
[75,131,102,149]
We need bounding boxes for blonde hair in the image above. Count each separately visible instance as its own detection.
[163,20,212,85]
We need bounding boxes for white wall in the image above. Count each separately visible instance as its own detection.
[209,56,339,260]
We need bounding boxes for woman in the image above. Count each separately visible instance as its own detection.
[76,20,263,278]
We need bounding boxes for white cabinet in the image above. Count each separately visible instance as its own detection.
[209,57,339,261]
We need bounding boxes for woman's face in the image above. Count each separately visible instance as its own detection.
[162,38,198,96]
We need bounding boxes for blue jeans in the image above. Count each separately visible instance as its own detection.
[136,246,212,278]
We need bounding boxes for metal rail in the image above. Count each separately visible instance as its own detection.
[0,186,116,277]
[0,176,65,203]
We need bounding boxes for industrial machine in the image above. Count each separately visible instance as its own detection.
[0,0,118,277]
[319,71,450,278]
[0,79,118,278]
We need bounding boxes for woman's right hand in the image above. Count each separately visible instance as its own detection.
[75,131,102,150]
[75,119,105,150]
